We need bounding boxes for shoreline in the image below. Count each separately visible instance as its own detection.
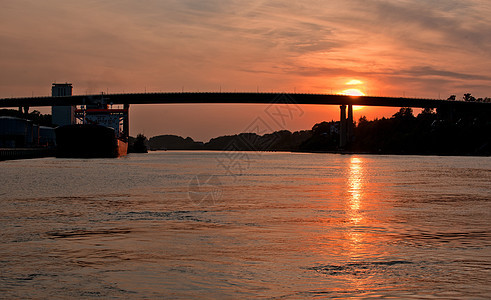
[147,148,491,158]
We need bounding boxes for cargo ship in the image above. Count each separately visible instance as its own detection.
[55,105,128,158]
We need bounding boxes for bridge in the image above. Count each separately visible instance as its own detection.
[1,91,490,148]
[0,92,489,108]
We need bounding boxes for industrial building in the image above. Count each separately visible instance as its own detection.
[51,83,75,126]
[0,116,55,148]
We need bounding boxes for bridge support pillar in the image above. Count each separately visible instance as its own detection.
[340,105,347,148]
[123,103,130,141]
[340,104,354,149]
[347,104,354,142]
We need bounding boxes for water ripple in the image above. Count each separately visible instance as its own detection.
[46,228,131,239]
[309,260,413,276]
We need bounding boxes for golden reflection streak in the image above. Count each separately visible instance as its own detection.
[348,157,364,224]
[345,156,368,290]
[346,156,366,255]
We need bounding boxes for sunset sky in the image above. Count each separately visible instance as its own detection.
[1,0,491,141]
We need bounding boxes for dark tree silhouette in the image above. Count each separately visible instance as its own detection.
[0,109,53,126]
[392,107,414,119]
[312,121,331,135]
[130,133,148,153]
[421,107,434,115]
[463,93,476,102]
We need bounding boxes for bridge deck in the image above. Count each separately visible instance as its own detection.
[1,92,490,110]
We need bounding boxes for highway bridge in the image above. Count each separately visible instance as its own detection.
[0,92,489,109]
[1,91,490,148]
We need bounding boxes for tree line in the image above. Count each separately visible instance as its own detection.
[447,93,491,102]
[140,105,490,156]
[0,109,53,127]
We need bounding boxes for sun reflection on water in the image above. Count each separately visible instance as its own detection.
[346,156,368,291]
[348,157,365,225]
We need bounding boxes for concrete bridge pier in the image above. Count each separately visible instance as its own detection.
[339,104,354,148]
[340,105,347,148]
[347,104,354,142]
[123,103,130,141]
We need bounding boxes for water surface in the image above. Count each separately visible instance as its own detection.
[1,152,490,298]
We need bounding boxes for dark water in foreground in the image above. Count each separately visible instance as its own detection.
[1,151,490,298]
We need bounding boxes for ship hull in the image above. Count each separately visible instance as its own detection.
[116,138,128,158]
[55,124,127,158]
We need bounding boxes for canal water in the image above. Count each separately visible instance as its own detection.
[1,151,490,298]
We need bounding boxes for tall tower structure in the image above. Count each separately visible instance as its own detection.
[51,83,75,126]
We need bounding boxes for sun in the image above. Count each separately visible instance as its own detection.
[346,79,364,85]
[337,79,367,110]
[341,88,365,96]
[340,83,366,110]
